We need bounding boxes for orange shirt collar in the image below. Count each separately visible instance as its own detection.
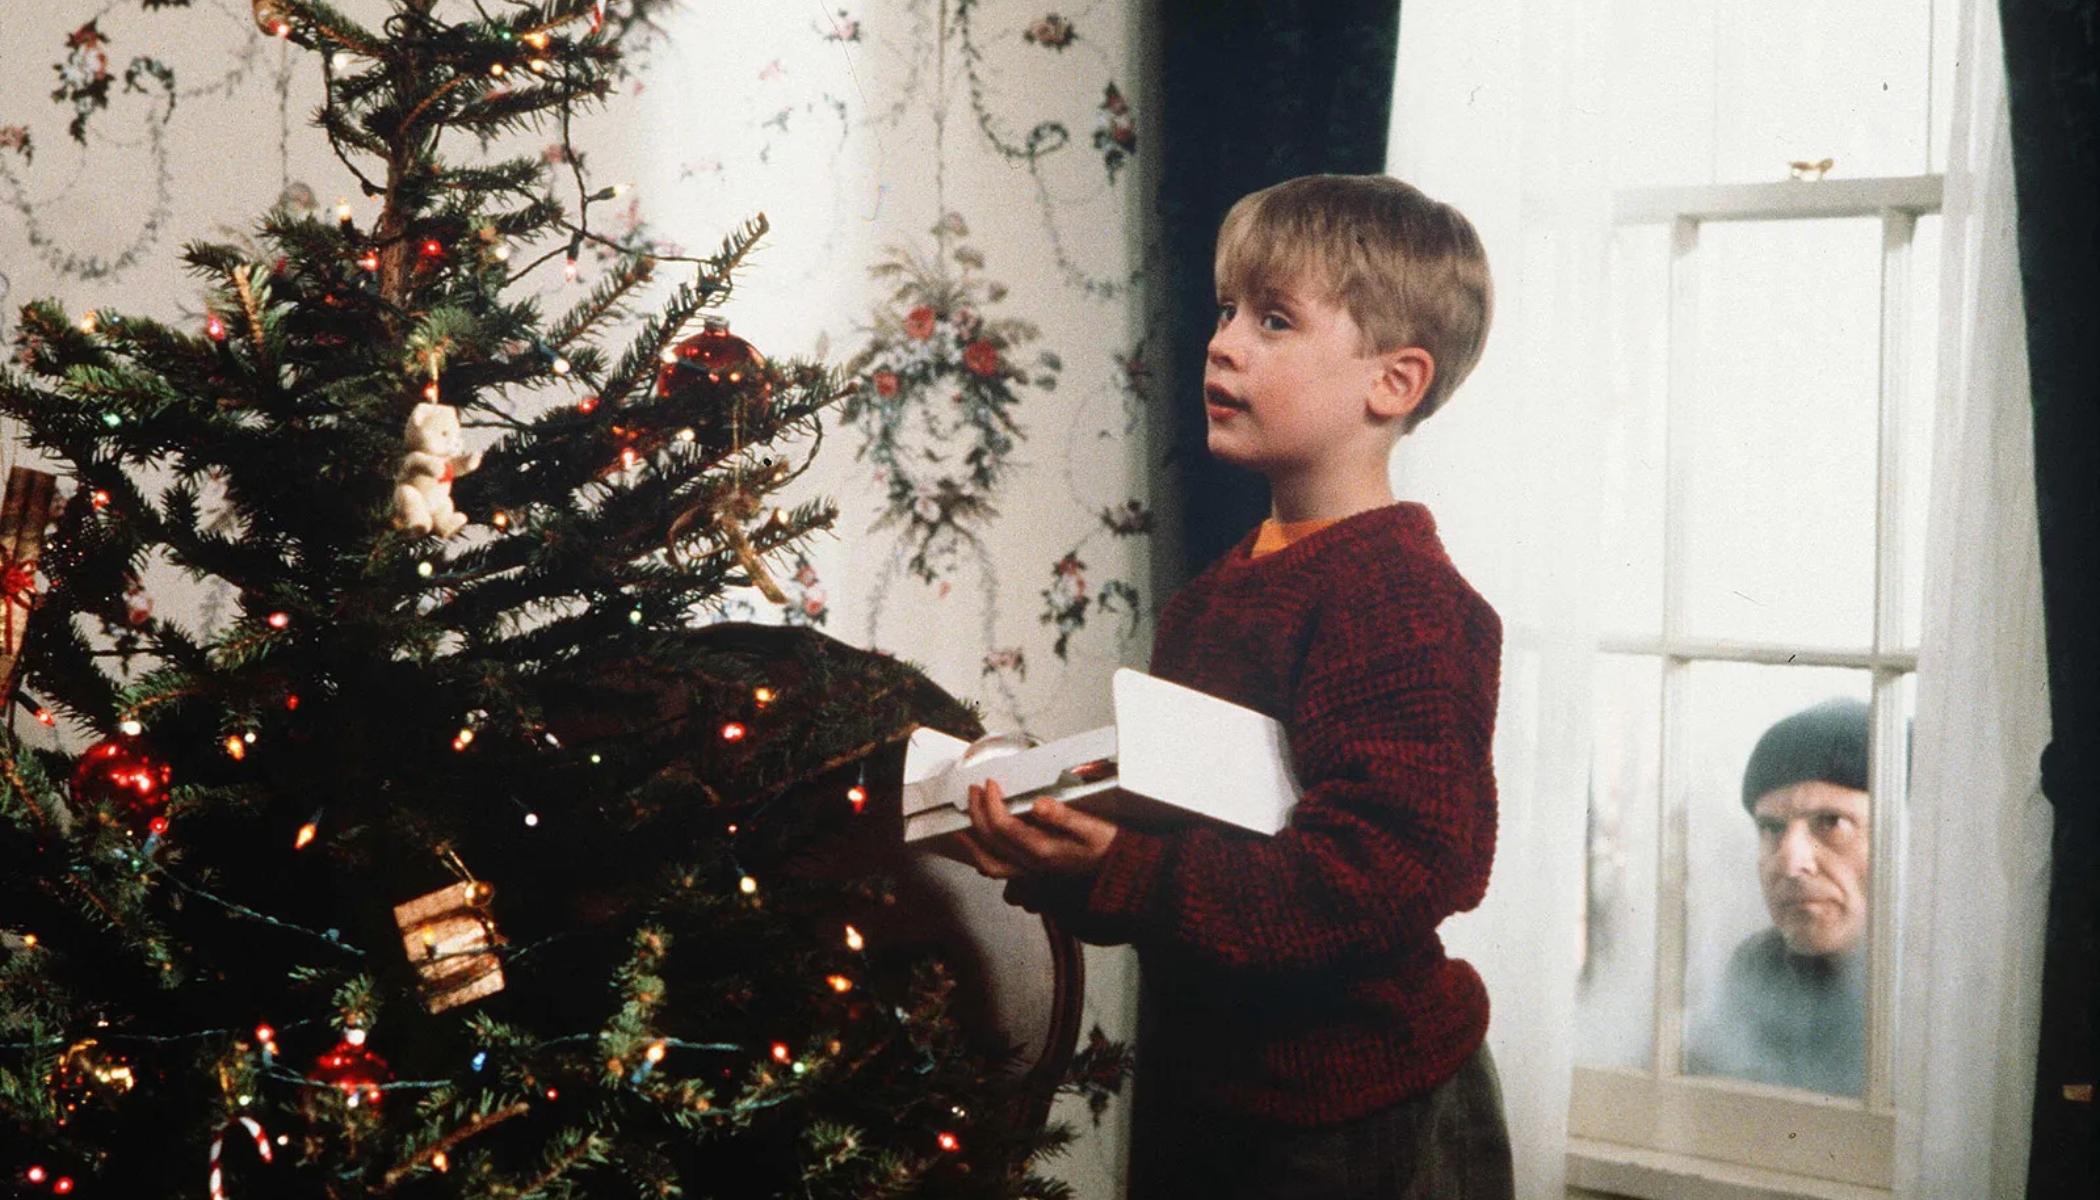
[1250,517,1342,558]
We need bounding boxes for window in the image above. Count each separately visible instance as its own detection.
[1566,3,1953,1196]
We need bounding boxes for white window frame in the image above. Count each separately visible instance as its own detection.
[1567,173,1942,1200]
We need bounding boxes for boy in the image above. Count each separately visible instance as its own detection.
[957,174,1510,1199]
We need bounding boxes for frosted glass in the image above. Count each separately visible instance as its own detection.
[1597,226,1671,640]
[1681,218,1882,648]
[1574,654,1665,1070]
[1682,663,1873,1095]
[1713,0,1936,183]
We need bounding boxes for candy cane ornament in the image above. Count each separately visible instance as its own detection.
[208,1116,272,1200]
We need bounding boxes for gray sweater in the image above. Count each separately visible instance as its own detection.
[1686,927,1866,1096]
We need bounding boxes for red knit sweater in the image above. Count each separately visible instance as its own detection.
[1042,503,1501,1126]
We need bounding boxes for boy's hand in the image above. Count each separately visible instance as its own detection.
[955,779,1118,880]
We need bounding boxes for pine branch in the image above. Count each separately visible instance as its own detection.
[545,254,653,354]
[378,1099,532,1190]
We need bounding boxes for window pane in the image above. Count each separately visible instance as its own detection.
[1682,663,1873,1097]
[1899,215,1943,652]
[1713,0,1936,182]
[1598,226,1671,640]
[1576,654,1664,1070]
[1681,218,1882,648]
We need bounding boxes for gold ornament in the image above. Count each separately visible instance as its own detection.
[1,467,63,703]
[666,488,788,604]
[50,1038,137,1119]
[253,2,293,37]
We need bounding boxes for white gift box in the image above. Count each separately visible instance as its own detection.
[902,669,1301,843]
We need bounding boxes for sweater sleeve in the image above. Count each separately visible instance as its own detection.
[1066,572,1501,975]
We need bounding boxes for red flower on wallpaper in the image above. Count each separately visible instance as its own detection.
[963,340,1001,377]
[843,225,1062,584]
[65,21,109,54]
[1093,81,1138,183]
[1024,14,1077,50]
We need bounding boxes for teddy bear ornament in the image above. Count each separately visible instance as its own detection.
[393,402,483,538]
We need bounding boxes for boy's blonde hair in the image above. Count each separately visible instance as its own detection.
[1215,174,1493,428]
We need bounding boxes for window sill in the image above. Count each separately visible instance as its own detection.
[1568,1065,1893,1187]
[1568,1137,1891,1200]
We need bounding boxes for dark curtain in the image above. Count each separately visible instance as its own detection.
[1157,0,1405,578]
[1998,2,2100,1195]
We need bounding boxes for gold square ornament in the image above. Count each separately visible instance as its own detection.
[392,880,505,1013]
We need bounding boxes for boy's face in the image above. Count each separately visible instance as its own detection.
[1203,282,1391,480]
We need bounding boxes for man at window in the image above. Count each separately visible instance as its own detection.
[1687,698,1871,1096]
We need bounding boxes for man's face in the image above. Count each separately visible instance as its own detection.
[1753,781,1872,957]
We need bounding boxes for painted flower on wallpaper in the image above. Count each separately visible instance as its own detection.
[1040,551,1140,661]
[1024,14,1077,50]
[903,304,938,340]
[842,217,1062,583]
[1040,501,1151,660]
[1049,552,1087,603]
[1118,345,1152,402]
[983,646,1028,682]
[0,126,33,164]
[783,555,829,627]
[57,21,111,88]
[820,9,863,43]
[1100,499,1153,537]
[963,338,1002,376]
[1093,82,1136,183]
[53,21,113,140]
[48,21,174,145]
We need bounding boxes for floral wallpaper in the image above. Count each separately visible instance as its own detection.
[596,0,1161,742]
[1,2,1155,1195]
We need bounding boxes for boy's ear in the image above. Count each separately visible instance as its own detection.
[1368,347,1435,422]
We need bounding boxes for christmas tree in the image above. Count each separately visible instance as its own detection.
[0,2,1118,1195]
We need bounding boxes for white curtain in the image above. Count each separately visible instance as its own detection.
[1385,1,2049,1197]
[1386,1,1610,1195]
[1894,1,2052,1194]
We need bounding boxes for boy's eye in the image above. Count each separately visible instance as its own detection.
[1259,312,1292,332]
[1215,301,1237,327]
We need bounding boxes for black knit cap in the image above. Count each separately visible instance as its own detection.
[1740,697,1871,811]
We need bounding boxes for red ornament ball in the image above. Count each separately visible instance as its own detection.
[309,1033,391,1107]
[657,316,771,406]
[71,735,173,821]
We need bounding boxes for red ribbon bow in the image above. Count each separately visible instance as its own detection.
[2,553,39,652]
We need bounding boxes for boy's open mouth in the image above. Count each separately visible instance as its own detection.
[1203,385,1248,412]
